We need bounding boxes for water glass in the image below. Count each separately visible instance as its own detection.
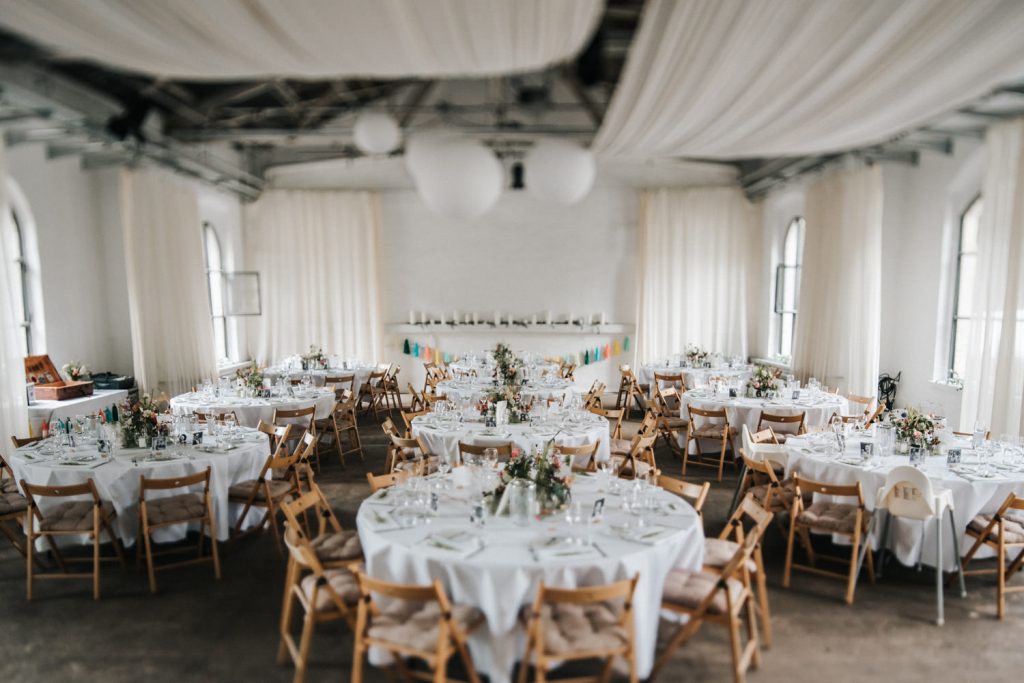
[508,479,536,527]
[973,422,988,449]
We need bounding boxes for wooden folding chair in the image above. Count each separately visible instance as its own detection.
[652,371,685,397]
[652,533,761,683]
[274,405,319,472]
[280,479,362,571]
[705,493,775,648]
[583,380,606,409]
[755,411,805,443]
[10,435,43,449]
[0,453,30,559]
[256,420,295,454]
[324,374,356,394]
[684,405,738,482]
[864,400,887,426]
[401,409,430,437]
[357,369,389,419]
[387,434,435,474]
[658,474,710,521]
[615,364,646,418]
[559,362,576,381]
[229,426,302,554]
[728,427,788,515]
[317,388,363,467]
[783,475,875,604]
[652,389,687,457]
[136,467,220,593]
[587,405,624,442]
[278,524,361,683]
[352,573,483,683]
[407,383,426,412]
[612,434,658,480]
[518,576,639,683]
[383,364,404,414]
[736,452,796,539]
[21,479,127,600]
[961,492,1024,618]
[843,393,875,422]
[553,441,601,474]
[458,441,513,463]
[194,409,240,424]
[366,470,412,493]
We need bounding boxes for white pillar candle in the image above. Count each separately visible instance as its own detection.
[494,312,501,326]
[439,313,446,325]
[531,314,538,325]
[545,310,552,325]
[568,312,575,325]
[472,312,479,324]
[408,310,416,325]
[453,311,459,324]
[465,313,471,324]
[420,311,428,325]
[599,312,607,325]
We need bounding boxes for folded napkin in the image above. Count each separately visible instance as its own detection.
[419,529,482,557]
[364,508,400,531]
[613,524,677,545]
[535,540,603,562]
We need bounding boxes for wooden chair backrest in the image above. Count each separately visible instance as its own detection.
[658,474,710,514]
[741,451,782,485]
[11,435,43,449]
[139,467,210,501]
[273,405,316,425]
[792,474,863,502]
[280,482,342,539]
[366,470,410,492]
[757,411,806,435]
[721,492,774,541]
[554,441,600,473]
[381,417,401,439]
[458,441,513,458]
[195,410,239,424]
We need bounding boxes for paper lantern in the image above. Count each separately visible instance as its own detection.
[403,339,411,355]
[409,135,504,219]
[524,138,596,205]
[353,112,401,155]
[623,337,630,352]
[413,342,420,357]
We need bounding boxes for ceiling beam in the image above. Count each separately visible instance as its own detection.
[399,80,436,128]
[560,67,604,129]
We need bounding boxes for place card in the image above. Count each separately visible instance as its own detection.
[592,498,605,518]
[192,431,204,446]
[860,442,874,457]
[728,388,738,398]
[947,448,962,465]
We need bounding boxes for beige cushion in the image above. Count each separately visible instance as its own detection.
[702,538,757,572]
[530,602,629,655]
[369,600,482,652]
[145,492,205,525]
[300,569,361,612]
[310,530,362,562]
[663,569,745,614]
[0,490,28,516]
[798,501,861,534]
[968,512,1024,544]
[661,417,688,430]
[749,478,798,508]
[2,478,18,494]
[610,438,632,454]
[39,500,115,532]
[691,424,736,439]
[611,455,654,477]
[228,478,293,501]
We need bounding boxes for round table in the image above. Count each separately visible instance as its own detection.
[170,389,335,428]
[638,363,752,395]
[263,362,379,389]
[412,412,611,465]
[436,378,578,404]
[680,389,849,434]
[785,432,1024,571]
[7,428,271,547]
[356,470,704,683]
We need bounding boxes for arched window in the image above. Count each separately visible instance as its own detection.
[203,222,229,362]
[774,217,805,358]
[949,195,982,380]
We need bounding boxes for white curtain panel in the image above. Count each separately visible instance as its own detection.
[596,0,1024,159]
[637,188,756,363]
[792,166,882,396]
[0,141,28,445]
[121,168,217,397]
[0,0,602,79]
[961,119,1024,436]
[245,190,382,366]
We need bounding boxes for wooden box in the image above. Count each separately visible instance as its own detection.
[24,355,94,401]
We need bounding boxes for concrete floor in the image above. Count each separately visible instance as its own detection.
[2,409,1023,682]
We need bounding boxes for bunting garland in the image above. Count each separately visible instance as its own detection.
[400,336,631,366]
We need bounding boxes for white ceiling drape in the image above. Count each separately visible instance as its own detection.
[0,0,603,79]
[595,0,1024,159]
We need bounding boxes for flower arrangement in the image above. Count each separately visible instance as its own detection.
[888,406,941,449]
[492,342,520,387]
[685,344,709,366]
[62,361,90,381]
[488,441,573,515]
[236,362,264,393]
[119,394,160,448]
[301,345,327,369]
[747,364,782,397]
[478,384,531,423]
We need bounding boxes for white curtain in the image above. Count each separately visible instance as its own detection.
[245,190,382,365]
[961,119,1024,436]
[0,0,602,79]
[121,168,216,397]
[0,141,28,445]
[792,166,882,396]
[637,188,756,363]
[596,0,1024,159]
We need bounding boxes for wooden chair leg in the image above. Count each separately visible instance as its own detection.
[754,551,772,648]
[209,506,222,580]
[727,611,744,683]
[92,526,101,600]
[846,532,862,605]
[649,616,702,681]
[351,643,365,683]
[143,522,158,593]
[277,558,298,665]
[295,609,316,683]
[783,518,798,589]
[25,517,33,601]
[998,532,1006,619]
[717,434,727,482]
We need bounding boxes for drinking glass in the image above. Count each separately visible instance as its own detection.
[973,422,988,450]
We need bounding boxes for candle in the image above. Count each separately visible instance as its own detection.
[439,313,446,325]
[472,312,479,324]
[545,310,552,325]
[567,312,575,325]
[494,312,501,326]
[420,311,427,325]
[599,312,607,325]
[531,314,537,325]
[408,310,416,325]
[453,311,459,324]
[465,313,471,324]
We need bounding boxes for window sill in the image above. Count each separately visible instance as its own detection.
[930,380,963,392]
[218,360,252,377]
[751,357,792,371]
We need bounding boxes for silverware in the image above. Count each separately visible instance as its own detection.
[592,543,607,558]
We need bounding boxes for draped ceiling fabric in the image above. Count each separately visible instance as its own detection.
[791,166,883,397]
[637,188,756,363]
[0,0,603,79]
[961,119,1024,436]
[596,0,1024,159]
[0,141,28,446]
[245,190,382,366]
[120,168,217,397]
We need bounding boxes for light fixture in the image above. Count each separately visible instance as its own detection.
[352,112,401,155]
[524,138,596,205]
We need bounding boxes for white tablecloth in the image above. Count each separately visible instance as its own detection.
[413,413,612,464]
[436,378,578,404]
[27,389,129,436]
[680,389,849,435]
[263,362,379,389]
[357,471,704,683]
[8,430,270,546]
[169,390,335,428]
[638,363,752,396]
[785,433,1024,571]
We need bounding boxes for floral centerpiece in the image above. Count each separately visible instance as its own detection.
[62,360,90,381]
[492,342,520,386]
[888,406,941,452]
[685,344,709,366]
[487,442,572,515]
[236,362,264,393]
[747,364,782,397]
[478,384,531,424]
[119,394,160,448]
[300,345,328,370]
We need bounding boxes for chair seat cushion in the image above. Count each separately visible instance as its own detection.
[145,492,205,525]
[310,529,363,562]
[531,602,630,655]
[39,500,115,532]
[663,569,745,615]
[691,425,736,439]
[2,478,18,494]
[300,568,361,612]
[369,600,482,651]
[611,455,654,477]
[798,501,861,534]
[0,490,28,516]
[748,478,798,508]
[228,478,293,501]
[702,538,757,572]
[661,417,688,430]
[968,512,1024,544]
[610,438,632,454]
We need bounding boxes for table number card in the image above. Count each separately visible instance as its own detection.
[153,435,167,451]
[591,498,605,518]
[792,390,801,400]
[97,437,111,455]
[728,388,738,398]
[947,448,962,464]
[860,442,874,457]
[430,492,439,512]
[192,431,204,446]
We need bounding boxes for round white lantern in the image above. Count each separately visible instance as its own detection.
[524,138,596,205]
[404,129,460,179]
[410,136,503,219]
[353,112,401,155]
